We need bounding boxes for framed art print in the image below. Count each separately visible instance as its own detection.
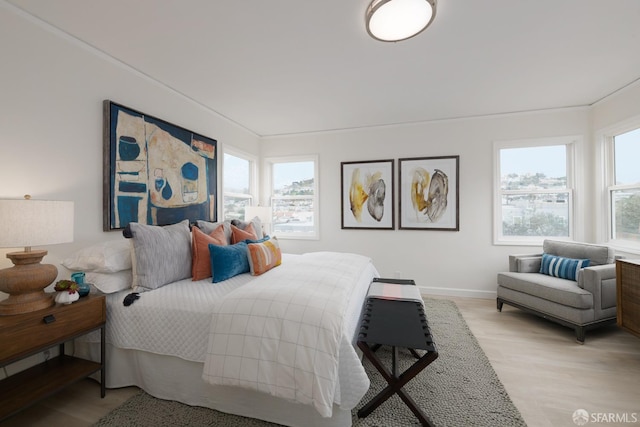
[103,100,218,231]
[399,155,459,231]
[341,159,394,229]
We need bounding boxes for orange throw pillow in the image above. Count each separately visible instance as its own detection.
[192,225,227,281]
[231,223,258,243]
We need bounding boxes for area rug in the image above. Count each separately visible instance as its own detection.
[93,298,526,427]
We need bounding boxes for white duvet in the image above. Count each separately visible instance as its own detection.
[201,252,373,418]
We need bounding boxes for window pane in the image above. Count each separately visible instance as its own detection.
[223,196,251,221]
[612,188,640,242]
[502,192,570,237]
[614,128,640,185]
[273,162,314,196]
[272,198,314,233]
[500,146,567,190]
[223,153,249,193]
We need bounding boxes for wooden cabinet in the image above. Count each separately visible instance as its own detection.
[616,259,640,338]
[0,294,106,421]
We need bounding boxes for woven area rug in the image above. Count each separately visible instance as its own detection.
[94,298,526,427]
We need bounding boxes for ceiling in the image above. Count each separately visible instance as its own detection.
[8,0,640,137]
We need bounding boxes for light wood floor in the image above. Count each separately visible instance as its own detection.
[2,296,639,427]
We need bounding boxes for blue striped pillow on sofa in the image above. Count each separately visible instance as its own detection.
[539,253,590,281]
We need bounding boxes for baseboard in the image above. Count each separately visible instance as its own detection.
[418,286,496,300]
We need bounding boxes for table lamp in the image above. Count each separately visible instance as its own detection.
[0,195,74,315]
[245,205,272,236]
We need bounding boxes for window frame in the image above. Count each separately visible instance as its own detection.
[599,115,640,253]
[263,154,319,240]
[222,147,258,222]
[493,136,579,246]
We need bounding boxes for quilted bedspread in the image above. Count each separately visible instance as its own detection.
[201,251,373,418]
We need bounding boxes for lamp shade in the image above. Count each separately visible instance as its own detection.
[245,206,272,225]
[0,199,74,249]
[366,0,436,42]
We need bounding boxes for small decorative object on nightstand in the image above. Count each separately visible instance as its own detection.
[54,279,80,304]
[71,271,91,297]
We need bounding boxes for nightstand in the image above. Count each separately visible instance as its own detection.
[0,294,106,421]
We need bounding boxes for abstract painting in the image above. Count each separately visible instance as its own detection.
[103,100,217,231]
[341,159,394,229]
[399,156,459,231]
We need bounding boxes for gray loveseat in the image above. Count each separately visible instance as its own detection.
[497,239,617,343]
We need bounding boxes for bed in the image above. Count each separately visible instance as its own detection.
[66,219,378,427]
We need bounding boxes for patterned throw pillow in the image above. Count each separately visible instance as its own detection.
[247,236,282,276]
[209,242,250,283]
[539,253,590,281]
[191,225,227,281]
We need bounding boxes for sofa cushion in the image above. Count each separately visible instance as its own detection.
[539,253,590,281]
[543,240,614,266]
[497,272,593,309]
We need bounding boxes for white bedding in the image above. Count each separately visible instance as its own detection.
[76,251,377,426]
[81,267,257,362]
[202,252,373,418]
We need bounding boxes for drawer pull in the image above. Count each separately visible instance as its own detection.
[43,314,56,324]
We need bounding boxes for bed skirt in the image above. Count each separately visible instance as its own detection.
[75,342,355,427]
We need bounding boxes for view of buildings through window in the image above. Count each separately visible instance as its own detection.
[223,153,252,221]
[271,160,316,236]
[498,144,571,239]
[611,127,640,243]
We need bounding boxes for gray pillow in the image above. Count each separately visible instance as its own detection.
[129,220,192,292]
[196,220,233,244]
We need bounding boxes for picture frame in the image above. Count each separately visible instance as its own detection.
[103,100,218,231]
[341,159,394,229]
[399,155,459,231]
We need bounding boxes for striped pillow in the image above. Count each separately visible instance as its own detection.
[539,253,590,281]
[247,237,282,276]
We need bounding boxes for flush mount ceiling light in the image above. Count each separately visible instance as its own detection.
[366,0,437,42]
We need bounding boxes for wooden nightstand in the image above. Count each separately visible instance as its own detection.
[0,294,106,421]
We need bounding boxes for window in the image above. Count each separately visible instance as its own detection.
[266,156,319,239]
[494,137,576,245]
[223,150,256,221]
[607,127,640,249]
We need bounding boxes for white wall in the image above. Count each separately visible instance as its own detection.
[261,109,592,297]
[0,6,260,272]
[2,3,639,299]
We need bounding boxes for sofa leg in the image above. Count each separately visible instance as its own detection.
[496,299,503,312]
[576,327,585,344]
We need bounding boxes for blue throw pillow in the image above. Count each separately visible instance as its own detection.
[209,242,250,283]
[539,253,590,281]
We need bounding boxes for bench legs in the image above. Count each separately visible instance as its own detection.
[357,342,438,426]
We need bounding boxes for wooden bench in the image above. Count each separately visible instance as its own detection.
[357,278,438,426]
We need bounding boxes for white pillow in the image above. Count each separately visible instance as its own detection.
[63,240,132,273]
[85,270,133,294]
